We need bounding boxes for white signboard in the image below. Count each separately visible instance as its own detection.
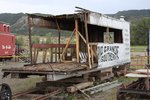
[97,43,130,68]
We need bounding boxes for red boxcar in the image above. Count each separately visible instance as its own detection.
[0,22,15,59]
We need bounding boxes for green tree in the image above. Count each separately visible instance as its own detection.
[16,36,24,46]
[131,17,150,45]
[46,32,52,44]
[32,36,40,44]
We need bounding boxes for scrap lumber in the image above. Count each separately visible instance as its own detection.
[82,80,121,95]
[67,82,93,93]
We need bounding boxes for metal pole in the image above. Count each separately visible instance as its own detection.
[148,29,150,64]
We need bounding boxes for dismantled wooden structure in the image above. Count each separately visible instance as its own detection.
[117,68,150,100]
[2,7,130,81]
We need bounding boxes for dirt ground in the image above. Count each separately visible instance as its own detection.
[0,61,42,94]
[0,60,119,100]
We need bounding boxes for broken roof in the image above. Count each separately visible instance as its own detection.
[27,7,129,31]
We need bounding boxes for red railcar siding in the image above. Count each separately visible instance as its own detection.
[0,22,15,57]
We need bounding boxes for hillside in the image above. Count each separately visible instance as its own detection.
[0,13,25,25]
[108,9,150,22]
[0,9,150,35]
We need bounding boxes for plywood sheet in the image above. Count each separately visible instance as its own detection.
[125,73,148,78]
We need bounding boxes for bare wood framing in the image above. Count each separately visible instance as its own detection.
[75,18,79,63]
[60,29,75,61]
[84,14,91,68]
[55,19,61,59]
[33,48,39,64]
[43,49,47,63]
[90,45,94,64]
[50,48,53,62]
[28,16,33,64]
[88,44,91,68]
[78,31,86,44]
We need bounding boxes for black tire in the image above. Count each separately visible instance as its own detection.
[0,83,12,100]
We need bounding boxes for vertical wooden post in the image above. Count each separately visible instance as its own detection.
[56,19,61,60]
[33,48,38,64]
[50,48,53,62]
[91,45,94,64]
[84,14,91,68]
[33,48,36,64]
[43,49,47,63]
[75,18,79,63]
[55,48,57,62]
[28,16,33,64]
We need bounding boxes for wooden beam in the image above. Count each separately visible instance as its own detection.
[84,14,91,68]
[78,31,86,44]
[28,16,33,64]
[55,48,57,62]
[75,18,79,63]
[33,48,38,64]
[60,29,75,61]
[55,19,61,60]
[90,45,94,64]
[32,44,75,49]
[33,48,36,64]
[50,48,53,62]
[43,49,47,63]
[88,44,91,68]
[67,82,93,93]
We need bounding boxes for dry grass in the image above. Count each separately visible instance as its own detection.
[11,76,42,93]
[0,61,42,94]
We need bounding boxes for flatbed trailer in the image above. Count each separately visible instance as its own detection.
[2,7,130,81]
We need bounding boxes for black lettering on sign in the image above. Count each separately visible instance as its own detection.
[98,46,119,62]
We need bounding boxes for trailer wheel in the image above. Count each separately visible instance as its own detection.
[0,83,12,100]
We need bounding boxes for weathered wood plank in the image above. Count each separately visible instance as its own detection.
[67,82,93,93]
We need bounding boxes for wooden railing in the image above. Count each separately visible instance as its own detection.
[32,44,76,64]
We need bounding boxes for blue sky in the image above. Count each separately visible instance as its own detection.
[0,0,150,14]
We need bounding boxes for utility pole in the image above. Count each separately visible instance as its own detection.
[147,29,150,65]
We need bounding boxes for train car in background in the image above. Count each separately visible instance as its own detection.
[0,22,15,60]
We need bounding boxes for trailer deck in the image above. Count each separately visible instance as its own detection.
[2,62,92,80]
[3,62,87,73]
[2,62,122,81]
